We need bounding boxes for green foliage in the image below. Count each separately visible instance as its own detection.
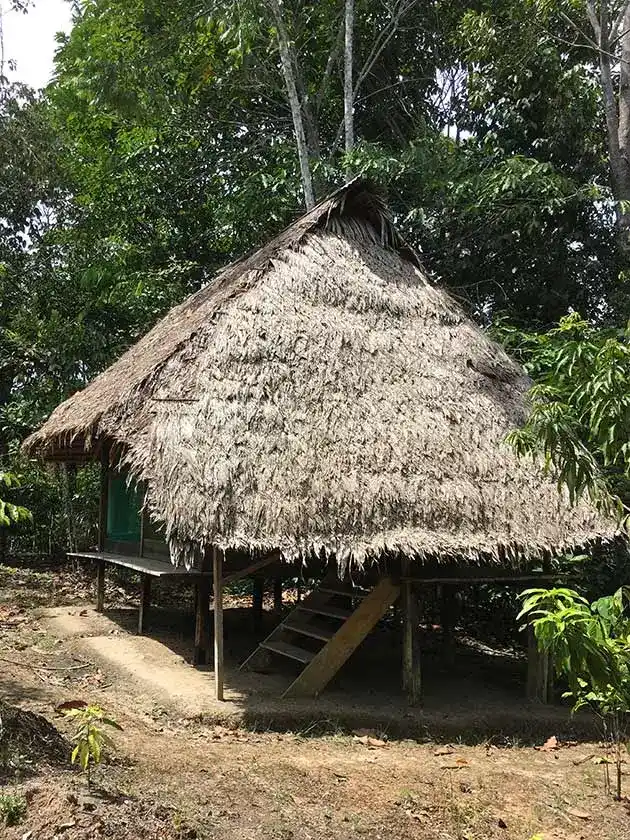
[1,0,629,564]
[518,586,630,697]
[496,314,630,514]
[518,585,630,798]
[0,472,31,528]
[61,702,122,785]
[0,791,27,827]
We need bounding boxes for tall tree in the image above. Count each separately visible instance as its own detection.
[344,0,355,172]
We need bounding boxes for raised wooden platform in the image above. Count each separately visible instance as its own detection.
[68,550,205,578]
[68,549,275,669]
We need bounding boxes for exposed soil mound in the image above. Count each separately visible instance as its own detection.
[0,700,69,777]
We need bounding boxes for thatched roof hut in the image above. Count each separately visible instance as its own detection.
[23,180,616,570]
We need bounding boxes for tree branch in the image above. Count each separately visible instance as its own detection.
[585,0,601,42]
[315,14,344,113]
[611,0,630,41]
[329,0,420,161]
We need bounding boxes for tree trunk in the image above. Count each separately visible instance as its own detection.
[615,6,630,255]
[268,0,315,209]
[344,0,355,175]
[593,2,630,257]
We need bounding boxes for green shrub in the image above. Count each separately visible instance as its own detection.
[0,791,27,826]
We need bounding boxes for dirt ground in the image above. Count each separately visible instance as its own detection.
[2,561,630,840]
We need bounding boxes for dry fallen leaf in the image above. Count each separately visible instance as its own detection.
[353,735,387,748]
[405,809,429,821]
[537,735,559,751]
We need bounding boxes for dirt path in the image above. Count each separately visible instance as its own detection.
[2,570,630,840]
[43,607,239,716]
[36,606,598,741]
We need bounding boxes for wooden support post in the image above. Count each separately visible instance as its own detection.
[96,451,108,611]
[139,504,146,558]
[96,559,105,613]
[273,576,283,614]
[527,626,553,703]
[193,578,211,666]
[138,574,152,635]
[252,576,264,632]
[213,547,225,701]
[440,583,458,664]
[402,581,421,705]
[98,449,109,551]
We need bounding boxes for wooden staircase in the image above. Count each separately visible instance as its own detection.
[240,575,401,698]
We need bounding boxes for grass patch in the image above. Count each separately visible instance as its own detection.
[0,791,27,826]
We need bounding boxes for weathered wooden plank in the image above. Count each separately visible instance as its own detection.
[299,603,353,620]
[283,618,334,643]
[402,573,559,584]
[262,639,314,664]
[283,577,400,699]
[213,547,225,701]
[68,551,207,578]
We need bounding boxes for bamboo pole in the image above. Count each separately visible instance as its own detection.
[401,581,421,705]
[213,547,224,701]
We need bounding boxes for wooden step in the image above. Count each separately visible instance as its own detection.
[283,619,335,642]
[283,577,401,699]
[318,585,367,599]
[261,640,315,664]
[299,604,353,620]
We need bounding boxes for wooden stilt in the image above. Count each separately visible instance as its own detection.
[98,449,109,550]
[193,578,211,666]
[273,576,283,614]
[402,581,421,705]
[213,547,225,701]
[96,447,108,613]
[252,576,264,632]
[96,559,105,613]
[527,626,552,703]
[440,583,458,664]
[138,574,152,634]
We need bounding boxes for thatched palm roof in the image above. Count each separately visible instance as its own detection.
[23,180,616,568]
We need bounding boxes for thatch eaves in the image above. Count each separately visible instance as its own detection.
[23,180,618,568]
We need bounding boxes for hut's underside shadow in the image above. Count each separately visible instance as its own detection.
[95,597,595,743]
